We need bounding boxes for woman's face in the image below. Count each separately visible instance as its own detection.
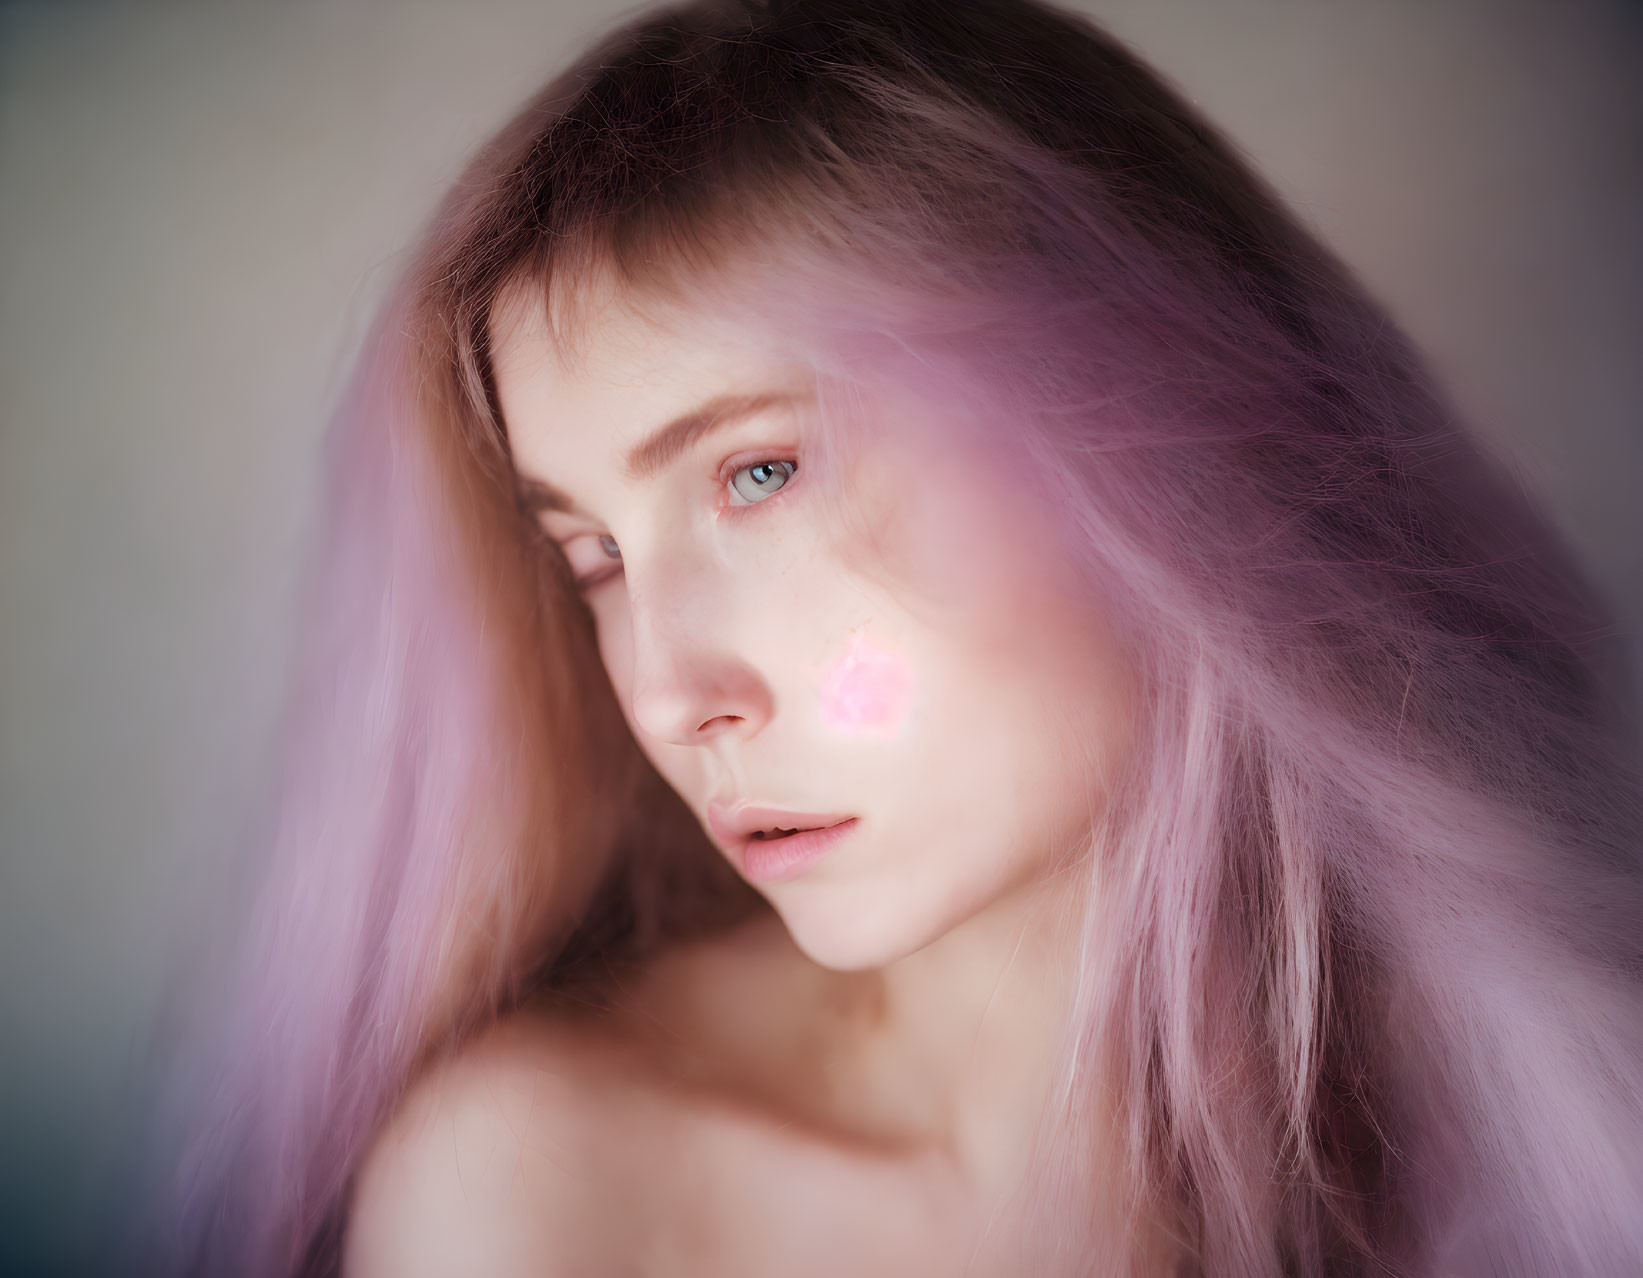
[491,276,1136,970]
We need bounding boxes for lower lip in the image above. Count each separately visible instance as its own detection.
[737,818,859,885]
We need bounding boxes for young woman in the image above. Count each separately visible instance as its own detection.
[166,1,1643,1274]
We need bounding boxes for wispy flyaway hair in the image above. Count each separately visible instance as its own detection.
[163,2,1643,1275]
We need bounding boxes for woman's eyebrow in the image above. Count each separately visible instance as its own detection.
[622,390,807,481]
[514,389,809,517]
[515,476,587,518]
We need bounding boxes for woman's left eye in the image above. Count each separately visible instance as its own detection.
[726,459,797,506]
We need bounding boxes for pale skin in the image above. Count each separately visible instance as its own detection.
[344,272,1174,1276]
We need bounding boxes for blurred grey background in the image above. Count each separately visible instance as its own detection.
[1,1,1639,1273]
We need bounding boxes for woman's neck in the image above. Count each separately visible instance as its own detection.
[839,859,1095,1191]
[590,852,1185,1269]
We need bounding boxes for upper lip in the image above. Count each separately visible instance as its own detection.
[705,802,856,849]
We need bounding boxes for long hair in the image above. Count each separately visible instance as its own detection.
[165,2,1643,1274]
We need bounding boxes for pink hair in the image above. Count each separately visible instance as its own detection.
[162,2,1643,1274]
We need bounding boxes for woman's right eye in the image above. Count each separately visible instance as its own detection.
[562,532,623,590]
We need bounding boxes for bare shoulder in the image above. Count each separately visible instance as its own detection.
[343,1010,637,1278]
[344,913,854,1278]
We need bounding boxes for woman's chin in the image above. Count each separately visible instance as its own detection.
[766,890,960,973]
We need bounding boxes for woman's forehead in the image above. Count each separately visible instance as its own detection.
[485,257,1015,506]
[491,270,803,401]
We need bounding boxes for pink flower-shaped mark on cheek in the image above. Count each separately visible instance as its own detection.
[819,633,913,736]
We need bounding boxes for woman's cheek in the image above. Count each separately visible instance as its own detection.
[818,632,914,739]
[589,593,635,706]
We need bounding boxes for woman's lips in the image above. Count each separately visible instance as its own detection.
[705,804,859,884]
[735,817,860,884]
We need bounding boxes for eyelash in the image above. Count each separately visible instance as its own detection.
[559,453,800,591]
[717,454,800,515]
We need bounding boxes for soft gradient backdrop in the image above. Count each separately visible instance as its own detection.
[1,2,1639,1274]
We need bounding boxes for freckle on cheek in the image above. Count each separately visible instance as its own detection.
[819,634,913,736]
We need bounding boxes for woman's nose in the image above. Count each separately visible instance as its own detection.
[622,576,774,748]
